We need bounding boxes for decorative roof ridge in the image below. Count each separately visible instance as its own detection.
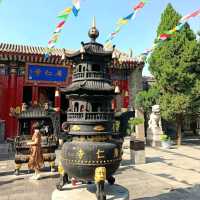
[112,48,145,63]
[0,42,76,56]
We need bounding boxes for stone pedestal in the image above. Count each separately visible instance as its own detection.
[52,183,129,200]
[135,109,145,140]
[147,127,162,147]
[130,138,145,165]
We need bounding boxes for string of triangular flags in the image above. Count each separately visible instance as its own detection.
[45,0,80,57]
[105,0,148,48]
[140,7,200,58]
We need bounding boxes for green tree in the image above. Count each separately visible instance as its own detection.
[135,85,160,114]
[148,3,200,145]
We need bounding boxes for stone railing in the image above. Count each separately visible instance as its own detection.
[67,112,114,121]
[18,109,49,118]
[72,71,111,82]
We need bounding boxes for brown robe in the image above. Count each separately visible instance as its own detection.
[28,132,44,170]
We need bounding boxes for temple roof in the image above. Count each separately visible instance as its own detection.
[0,42,144,69]
[110,49,145,70]
[61,80,114,94]
[0,43,74,56]
[0,43,74,65]
[66,42,113,59]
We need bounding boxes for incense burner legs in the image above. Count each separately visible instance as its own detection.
[56,173,69,191]
[95,167,107,200]
[56,162,69,190]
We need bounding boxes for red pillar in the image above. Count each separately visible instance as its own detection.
[7,67,18,138]
[0,68,8,120]
[123,80,129,109]
[16,72,24,108]
[55,88,61,112]
[0,66,9,139]
[32,85,38,105]
[15,69,25,137]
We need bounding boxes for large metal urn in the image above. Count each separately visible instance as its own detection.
[57,18,123,200]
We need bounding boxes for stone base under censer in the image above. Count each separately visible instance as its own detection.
[52,183,129,200]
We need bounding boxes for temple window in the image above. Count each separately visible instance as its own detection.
[73,65,76,73]
[91,103,102,112]
[74,102,79,112]
[92,64,100,71]
[80,105,85,112]
[79,65,82,72]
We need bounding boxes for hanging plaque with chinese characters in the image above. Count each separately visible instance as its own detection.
[26,64,68,84]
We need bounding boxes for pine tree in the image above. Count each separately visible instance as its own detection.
[148,3,200,145]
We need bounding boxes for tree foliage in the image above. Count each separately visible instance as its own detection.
[135,3,200,145]
[135,85,160,113]
[148,3,200,121]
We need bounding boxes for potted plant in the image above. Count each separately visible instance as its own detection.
[127,117,144,137]
[160,134,171,149]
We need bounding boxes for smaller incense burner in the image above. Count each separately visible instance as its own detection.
[14,106,59,175]
[57,18,124,200]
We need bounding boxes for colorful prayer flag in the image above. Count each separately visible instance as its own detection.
[46,0,82,51]
[63,7,72,14]
[56,20,66,28]
[180,8,200,22]
[133,2,145,11]
[115,26,121,33]
[104,41,113,49]
[57,14,69,20]
[72,6,79,16]
[164,28,176,35]
[159,33,172,41]
[72,0,80,17]
[142,48,152,56]
[48,42,56,48]
[124,12,135,20]
[51,34,60,41]
[117,18,128,25]
[105,0,148,45]
[54,27,62,34]
[58,7,72,19]
[176,23,185,31]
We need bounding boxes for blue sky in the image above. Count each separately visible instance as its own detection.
[0,0,199,75]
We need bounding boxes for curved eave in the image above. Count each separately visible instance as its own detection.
[66,51,112,59]
[111,59,145,70]
[0,43,74,65]
[62,87,115,94]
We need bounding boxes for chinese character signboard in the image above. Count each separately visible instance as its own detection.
[26,64,69,85]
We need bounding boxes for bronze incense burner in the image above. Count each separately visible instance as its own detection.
[57,18,124,200]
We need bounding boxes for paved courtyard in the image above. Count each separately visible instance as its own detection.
[1,138,200,200]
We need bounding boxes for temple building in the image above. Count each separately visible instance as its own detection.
[0,43,144,139]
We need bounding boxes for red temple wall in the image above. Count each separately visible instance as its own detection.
[0,73,9,138]
[112,79,129,109]
[1,65,129,139]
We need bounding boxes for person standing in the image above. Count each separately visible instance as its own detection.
[28,122,44,180]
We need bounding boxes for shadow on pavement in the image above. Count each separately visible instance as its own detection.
[0,177,24,186]
[134,184,200,200]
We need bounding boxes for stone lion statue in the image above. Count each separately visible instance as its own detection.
[148,105,162,130]
[147,105,163,147]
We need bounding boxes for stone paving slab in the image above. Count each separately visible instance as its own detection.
[52,183,129,200]
[1,142,200,199]
[135,146,200,188]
